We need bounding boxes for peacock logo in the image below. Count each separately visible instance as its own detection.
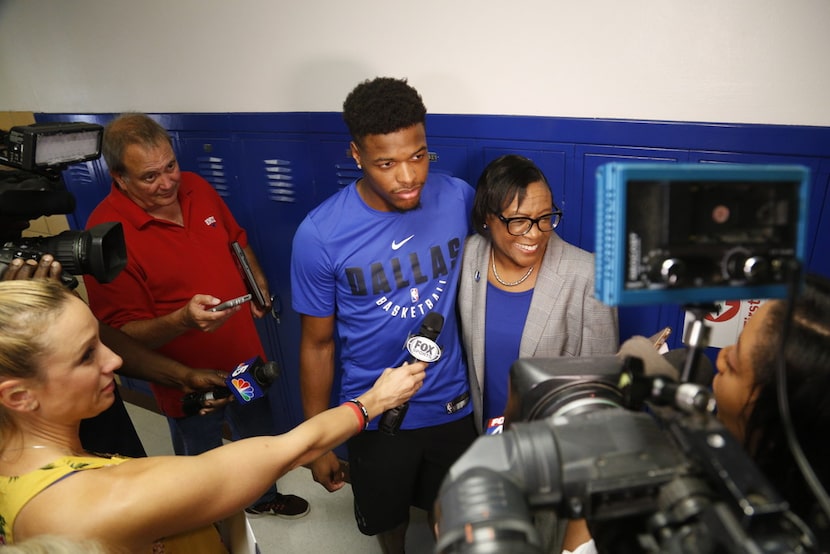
[230,378,256,402]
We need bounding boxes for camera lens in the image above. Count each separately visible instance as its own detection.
[31,221,127,283]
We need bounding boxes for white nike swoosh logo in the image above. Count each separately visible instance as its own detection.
[391,235,415,250]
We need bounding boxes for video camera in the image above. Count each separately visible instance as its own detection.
[434,163,821,553]
[0,122,127,288]
[436,355,816,553]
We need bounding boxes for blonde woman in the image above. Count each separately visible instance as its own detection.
[0,279,425,553]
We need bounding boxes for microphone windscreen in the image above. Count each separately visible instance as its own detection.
[420,311,444,340]
[253,360,280,386]
[617,336,680,381]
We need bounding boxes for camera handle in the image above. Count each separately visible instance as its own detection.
[680,303,718,383]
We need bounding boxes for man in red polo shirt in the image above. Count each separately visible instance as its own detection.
[84,113,308,519]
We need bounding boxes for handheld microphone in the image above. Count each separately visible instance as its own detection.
[182,356,280,416]
[225,355,280,403]
[616,336,716,412]
[616,336,715,384]
[616,336,680,381]
[379,312,444,435]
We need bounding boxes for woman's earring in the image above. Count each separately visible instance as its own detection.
[482,224,488,230]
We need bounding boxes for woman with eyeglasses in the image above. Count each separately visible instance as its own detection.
[458,154,619,435]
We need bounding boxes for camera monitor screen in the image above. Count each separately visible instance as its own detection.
[595,163,810,306]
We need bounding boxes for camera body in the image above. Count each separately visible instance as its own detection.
[0,122,126,288]
[436,357,810,553]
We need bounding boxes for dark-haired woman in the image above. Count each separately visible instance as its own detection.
[458,154,619,433]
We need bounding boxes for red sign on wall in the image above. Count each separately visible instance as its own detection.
[685,299,768,348]
[705,300,741,323]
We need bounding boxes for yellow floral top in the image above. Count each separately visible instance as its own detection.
[0,454,229,553]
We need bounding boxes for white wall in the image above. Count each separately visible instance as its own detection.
[1,0,828,126]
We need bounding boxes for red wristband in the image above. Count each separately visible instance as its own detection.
[343,400,366,433]
[346,398,369,430]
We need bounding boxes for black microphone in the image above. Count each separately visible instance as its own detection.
[617,336,680,381]
[378,312,444,435]
[616,336,717,412]
[616,336,715,384]
[182,356,280,416]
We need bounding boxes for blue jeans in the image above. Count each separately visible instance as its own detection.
[166,395,278,506]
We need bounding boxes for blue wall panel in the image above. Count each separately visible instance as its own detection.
[35,112,830,428]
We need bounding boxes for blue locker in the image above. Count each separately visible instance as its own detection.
[34,111,830,431]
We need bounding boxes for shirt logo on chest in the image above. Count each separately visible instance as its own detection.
[204,215,217,227]
[391,235,415,250]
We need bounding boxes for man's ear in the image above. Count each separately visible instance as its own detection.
[111,170,127,190]
[350,141,363,170]
[0,380,38,412]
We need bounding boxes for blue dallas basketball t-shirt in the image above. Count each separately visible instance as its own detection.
[291,173,474,429]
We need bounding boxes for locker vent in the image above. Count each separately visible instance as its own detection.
[196,157,230,198]
[335,162,361,190]
[65,162,96,187]
[264,158,295,203]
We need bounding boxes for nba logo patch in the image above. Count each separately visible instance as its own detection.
[410,288,419,303]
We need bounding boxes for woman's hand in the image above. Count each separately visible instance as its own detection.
[360,361,427,417]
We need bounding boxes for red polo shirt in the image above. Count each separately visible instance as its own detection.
[84,172,265,417]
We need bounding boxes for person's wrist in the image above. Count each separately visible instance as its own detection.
[356,389,382,418]
[344,399,369,431]
[178,307,195,330]
[179,367,207,391]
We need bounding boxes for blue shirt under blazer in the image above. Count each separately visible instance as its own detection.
[458,231,620,432]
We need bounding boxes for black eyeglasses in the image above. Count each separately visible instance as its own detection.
[496,209,562,236]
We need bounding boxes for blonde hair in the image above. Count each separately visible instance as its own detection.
[0,280,74,441]
[0,280,72,379]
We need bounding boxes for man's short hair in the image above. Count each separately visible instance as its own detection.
[342,77,427,146]
[102,113,172,175]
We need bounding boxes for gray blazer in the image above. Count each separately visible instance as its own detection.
[458,232,619,432]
